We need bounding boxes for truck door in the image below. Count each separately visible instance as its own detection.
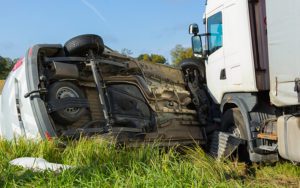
[205,11,226,103]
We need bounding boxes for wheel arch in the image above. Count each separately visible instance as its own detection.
[220,93,258,152]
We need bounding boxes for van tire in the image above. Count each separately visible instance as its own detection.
[64,34,104,56]
[179,58,206,83]
[48,81,87,125]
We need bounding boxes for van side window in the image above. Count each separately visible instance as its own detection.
[207,12,223,55]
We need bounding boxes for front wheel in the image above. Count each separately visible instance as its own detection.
[221,108,250,162]
[179,58,206,83]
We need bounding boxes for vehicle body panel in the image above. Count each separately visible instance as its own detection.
[0,57,41,140]
[266,0,300,106]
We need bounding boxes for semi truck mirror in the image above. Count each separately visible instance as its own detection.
[191,35,203,58]
[189,24,199,35]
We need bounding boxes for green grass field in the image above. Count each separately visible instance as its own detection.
[0,80,4,94]
[0,138,299,187]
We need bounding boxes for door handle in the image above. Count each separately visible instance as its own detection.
[220,69,226,80]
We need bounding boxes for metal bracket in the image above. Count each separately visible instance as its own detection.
[47,98,89,113]
[24,88,48,99]
[88,50,112,132]
[294,78,300,102]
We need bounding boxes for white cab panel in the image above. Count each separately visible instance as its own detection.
[205,0,257,103]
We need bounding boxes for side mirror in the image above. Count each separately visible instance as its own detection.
[189,24,199,35]
[191,35,203,58]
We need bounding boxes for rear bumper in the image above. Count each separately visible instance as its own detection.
[25,45,63,139]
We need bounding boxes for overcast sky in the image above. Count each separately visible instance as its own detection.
[0,0,205,63]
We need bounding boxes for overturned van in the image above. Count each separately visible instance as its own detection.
[0,35,209,145]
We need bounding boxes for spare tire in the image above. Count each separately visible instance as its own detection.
[64,34,104,56]
[47,81,87,124]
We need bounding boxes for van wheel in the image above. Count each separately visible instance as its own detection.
[48,81,87,124]
[179,58,206,83]
[64,34,105,56]
[221,108,250,162]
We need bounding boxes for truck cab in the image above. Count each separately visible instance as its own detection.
[190,0,300,162]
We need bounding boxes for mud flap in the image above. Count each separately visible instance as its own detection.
[209,131,245,159]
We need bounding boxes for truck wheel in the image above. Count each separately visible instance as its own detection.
[221,108,250,162]
[179,58,206,83]
[48,81,87,124]
[64,34,104,56]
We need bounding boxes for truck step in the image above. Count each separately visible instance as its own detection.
[257,145,278,152]
[209,131,245,159]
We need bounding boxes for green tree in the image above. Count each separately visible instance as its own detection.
[0,56,12,79]
[137,54,166,64]
[170,45,193,66]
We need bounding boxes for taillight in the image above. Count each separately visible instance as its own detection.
[12,57,24,71]
[45,131,52,141]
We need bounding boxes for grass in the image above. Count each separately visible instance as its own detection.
[0,80,4,94]
[0,139,299,187]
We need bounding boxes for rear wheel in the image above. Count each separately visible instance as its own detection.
[48,81,87,124]
[221,108,250,162]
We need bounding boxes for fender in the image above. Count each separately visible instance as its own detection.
[220,93,257,152]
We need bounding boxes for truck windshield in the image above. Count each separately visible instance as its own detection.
[207,12,223,55]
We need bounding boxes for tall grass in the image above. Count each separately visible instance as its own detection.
[0,138,299,187]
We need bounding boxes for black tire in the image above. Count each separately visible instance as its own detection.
[221,108,250,162]
[179,58,206,83]
[64,34,104,56]
[48,81,87,124]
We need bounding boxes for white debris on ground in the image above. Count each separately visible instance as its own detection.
[9,157,73,172]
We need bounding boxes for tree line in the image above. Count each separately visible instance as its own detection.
[122,44,193,65]
[0,44,193,79]
[0,57,15,79]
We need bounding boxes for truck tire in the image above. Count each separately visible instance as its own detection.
[221,108,250,162]
[64,34,104,56]
[48,81,87,124]
[179,58,206,83]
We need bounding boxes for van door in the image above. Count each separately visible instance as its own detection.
[205,11,226,103]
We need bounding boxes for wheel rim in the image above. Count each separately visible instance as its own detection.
[56,87,80,114]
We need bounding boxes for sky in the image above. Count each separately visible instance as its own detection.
[0,0,205,63]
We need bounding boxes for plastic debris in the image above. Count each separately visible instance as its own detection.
[9,157,73,172]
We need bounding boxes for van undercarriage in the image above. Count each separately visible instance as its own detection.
[24,35,210,146]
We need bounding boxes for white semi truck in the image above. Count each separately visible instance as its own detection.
[189,0,300,162]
